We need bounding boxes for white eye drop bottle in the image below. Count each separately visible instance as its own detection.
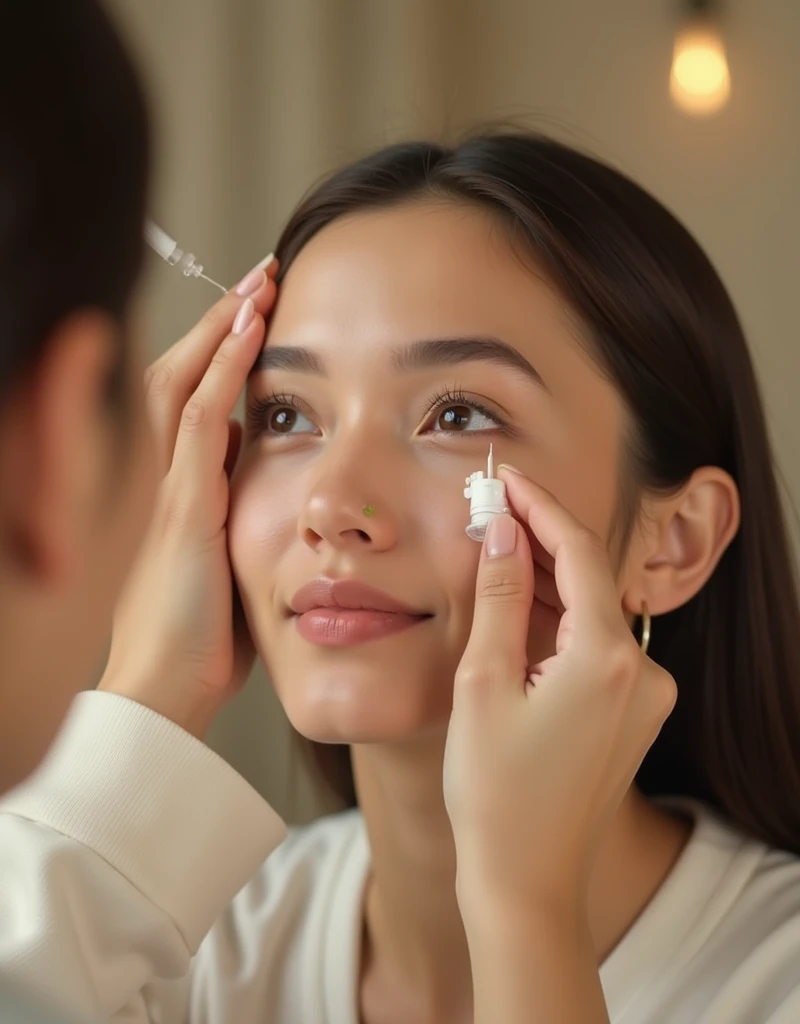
[144,219,228,293]
[464,444,511,541]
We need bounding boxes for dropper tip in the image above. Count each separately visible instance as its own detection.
[487,443,494,478]
[199,272,228,294]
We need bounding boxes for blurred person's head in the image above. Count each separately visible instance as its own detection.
[230,132,800,852]
[0,1,154,789]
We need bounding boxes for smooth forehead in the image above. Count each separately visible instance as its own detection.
[271,201,576,348]
[265,202,621,425]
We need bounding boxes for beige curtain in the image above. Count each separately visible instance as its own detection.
[106,0,800,821]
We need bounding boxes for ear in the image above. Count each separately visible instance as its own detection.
[0,310,118,582]
[621,467,741,618]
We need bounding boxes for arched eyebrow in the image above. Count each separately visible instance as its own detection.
[391,336,548,390]
[251,335,548,391]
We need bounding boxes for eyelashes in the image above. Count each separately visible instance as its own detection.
[245,385,512,437]
[424,386,509,432]
[246,392,304,432]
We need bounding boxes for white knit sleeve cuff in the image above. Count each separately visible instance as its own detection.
[0,690,288,951]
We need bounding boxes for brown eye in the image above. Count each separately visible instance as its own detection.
[270,407,297,433]
[247,395,317,436]
[437,405,473,431]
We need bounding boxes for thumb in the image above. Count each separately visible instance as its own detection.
[456,514,534,701]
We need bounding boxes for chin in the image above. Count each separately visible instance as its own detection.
[273,661,454,744]
[259,611,460,744]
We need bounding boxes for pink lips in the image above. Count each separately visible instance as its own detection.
[289,578,431,647]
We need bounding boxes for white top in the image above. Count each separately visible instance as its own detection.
[1,691,799,1024]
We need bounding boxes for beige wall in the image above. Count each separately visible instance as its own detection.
[107,0,800,821]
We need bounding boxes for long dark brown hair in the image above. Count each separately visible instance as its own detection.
[274,132,800,853]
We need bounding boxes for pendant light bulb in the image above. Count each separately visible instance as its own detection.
[670,0,731,116]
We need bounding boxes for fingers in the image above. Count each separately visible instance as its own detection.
[597,657,676,806]
[170,304,266,505]
[499,466,625,641]
[632,658,678,747]
[455,514,534,701]
[145,266,277,473]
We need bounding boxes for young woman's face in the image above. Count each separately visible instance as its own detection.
[229,202,627,743]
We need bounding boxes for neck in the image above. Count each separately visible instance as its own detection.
[354,733,472,1017]
[352,735,691,1019]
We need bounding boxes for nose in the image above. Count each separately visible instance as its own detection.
[298,463,400,554]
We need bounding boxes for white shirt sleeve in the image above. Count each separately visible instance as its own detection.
[771,989,800,1023]
[0,691,287,1024]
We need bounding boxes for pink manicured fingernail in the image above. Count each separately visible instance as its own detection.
[485,514,517,558]
[233,298,254,335]
[235,268,266,297]
[254,251,276,272]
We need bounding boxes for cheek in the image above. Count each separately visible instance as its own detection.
[543,463,618,542]
[416,478,482,622]
[544,386,624,542]
[228,462,296,591]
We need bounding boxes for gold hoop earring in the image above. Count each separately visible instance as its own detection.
[639,601,651,655]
